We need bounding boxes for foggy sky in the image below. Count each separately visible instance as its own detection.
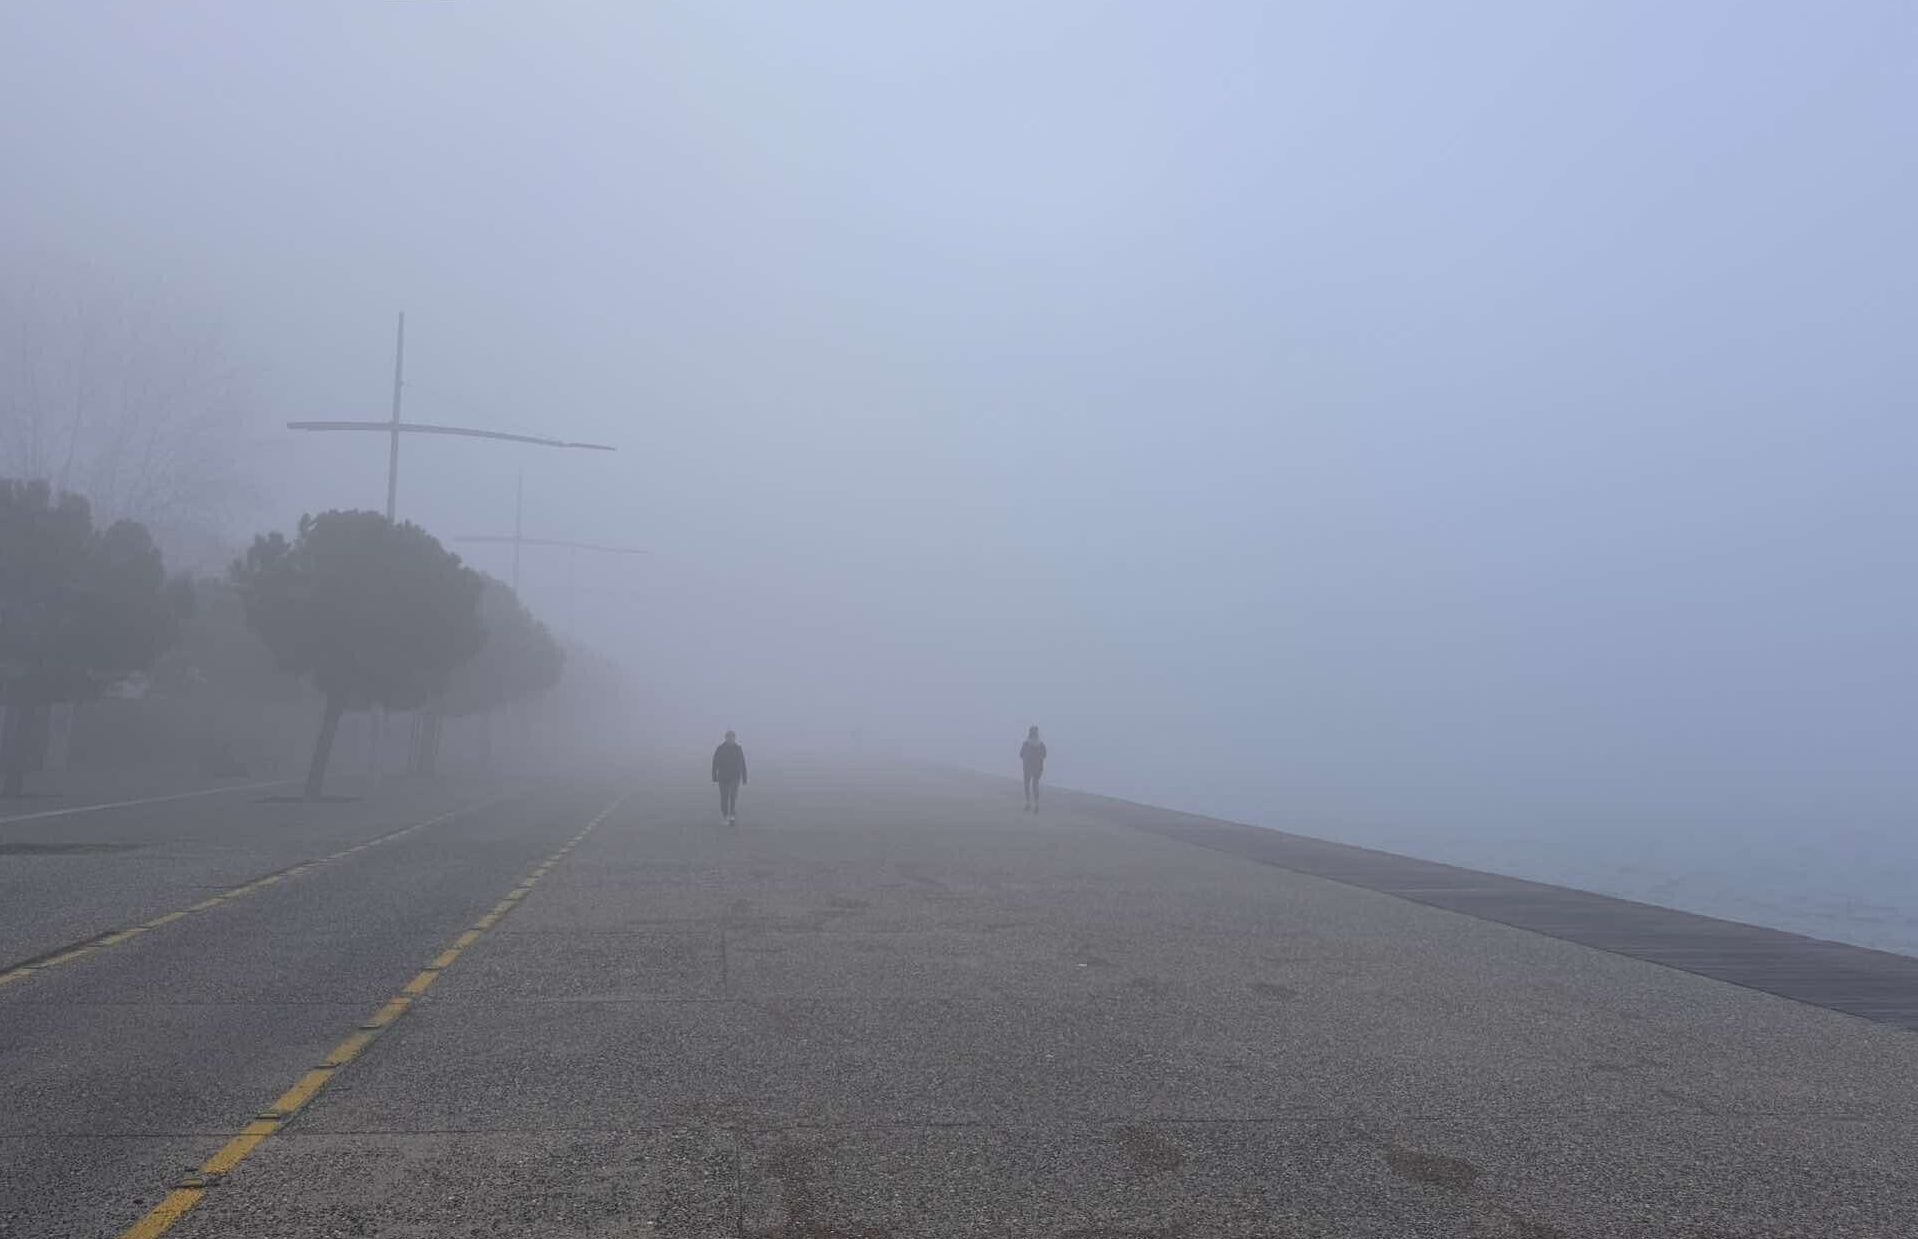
[3,2,1913,849]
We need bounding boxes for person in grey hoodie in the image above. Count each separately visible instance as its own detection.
[712,730,747,824]
[1020,725,1047,812]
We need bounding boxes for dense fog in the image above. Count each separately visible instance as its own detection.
[4,5,1913,942]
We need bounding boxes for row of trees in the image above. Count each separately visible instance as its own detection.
[1,479,565,800]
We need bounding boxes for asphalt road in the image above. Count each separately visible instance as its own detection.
[3,763,1916,1237]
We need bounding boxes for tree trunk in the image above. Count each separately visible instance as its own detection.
[2,701,48,799]
[305,695,344,801]
[407,710,425,777]
[2,705,24,799]
[411,705,445,777]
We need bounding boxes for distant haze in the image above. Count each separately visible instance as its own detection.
[3,4,1912,863]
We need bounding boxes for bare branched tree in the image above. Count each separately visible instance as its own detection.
[0,258,264,570]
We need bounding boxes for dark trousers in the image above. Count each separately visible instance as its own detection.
[719,780,740,817]
[1024,770,1042,805]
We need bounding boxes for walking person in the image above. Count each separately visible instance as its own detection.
[1020,725,1047,812]
[712,730,747,825]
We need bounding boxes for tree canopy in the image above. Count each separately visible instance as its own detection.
[231,509,483,797]
[442,576,565,719]
[1,477,187,702]
[1,477,188,793]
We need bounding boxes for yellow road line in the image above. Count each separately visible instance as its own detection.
[0,796,513,991]
[320,1030,377,1067]
[200,1130,270,1176]
[119,1188,203,1239]
[362,996,411,1029]
[268,1068,334,1116]
[114,791,630,1239]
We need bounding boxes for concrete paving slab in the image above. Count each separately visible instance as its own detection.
[721,927,1064,1000]
[302,998,886,1132]
[433,929,727,1003]
[165,1130,741,1239]
[725,1113,1918,1239]
[730,1121,1474,1239]
[1372,1112,1918,1239]
[508,868,1032,935]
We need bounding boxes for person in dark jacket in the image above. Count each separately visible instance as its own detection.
[1020,725,1047,812]
[712,730,747,824]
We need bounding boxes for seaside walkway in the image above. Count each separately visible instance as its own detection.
[3,763,1915,1236]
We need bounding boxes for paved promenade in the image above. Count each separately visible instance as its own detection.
[3,763,1915,1236]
